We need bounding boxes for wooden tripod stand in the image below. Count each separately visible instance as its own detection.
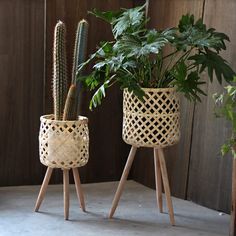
[109,146,175,226]
[34,167,85,220]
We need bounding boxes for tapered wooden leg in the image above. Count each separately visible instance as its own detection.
[63,169,70,220]
[34,167,53,212]
[158,148,175,226]
[230,157,236,236]
[72,168,85,212]
[154,148,163,213]
[109,146,137,218]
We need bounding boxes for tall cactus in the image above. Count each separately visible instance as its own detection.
[63,19,89,120]
[72,19,89,85]
[53,21,68,120]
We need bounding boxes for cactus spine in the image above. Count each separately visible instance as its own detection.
[53,21,68,120]
[63,19,89,120]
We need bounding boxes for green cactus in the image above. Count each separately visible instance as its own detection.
[63,85,78,121]
[63,19,89,120]
[53,21,68,120]
[72,19,89,85]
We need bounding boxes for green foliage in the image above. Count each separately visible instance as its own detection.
[81,6,235,110]
[189,49,235,83]
[214,77,236,157]
[172,61,206,101]
[53,21,68,120]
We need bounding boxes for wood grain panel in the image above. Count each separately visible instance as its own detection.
[0,0,45,186]
[187,0,236,213]
[45,0,133,184]
[131,0,205,199]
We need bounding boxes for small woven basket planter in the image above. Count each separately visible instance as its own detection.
[122,88,180,148]
[39,114,89,169]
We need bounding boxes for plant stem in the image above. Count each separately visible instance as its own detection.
[187,63,197,71]
[171,47,194,70]
[163,49,178,60]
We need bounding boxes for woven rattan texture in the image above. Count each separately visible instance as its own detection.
[39,115,89,169]
[123,88,180,148]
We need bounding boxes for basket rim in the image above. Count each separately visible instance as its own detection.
[124,87,177,93]
[40,114,88,124]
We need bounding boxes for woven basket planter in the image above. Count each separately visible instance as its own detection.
[39,115,89,169]
[122,88,180,148]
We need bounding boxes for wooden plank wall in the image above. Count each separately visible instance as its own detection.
[0,0,45,186]
[132,0,236,213]
[187,0,236,213]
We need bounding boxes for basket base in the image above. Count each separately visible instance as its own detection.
[109,145,175,226]
[34,167,85,220]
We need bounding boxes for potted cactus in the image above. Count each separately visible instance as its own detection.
[35,20,89,220]
[78,5,235,224]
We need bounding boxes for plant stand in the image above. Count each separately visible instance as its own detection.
[109,88,180,225]
[35,114,89,220]
[109,146,175,225]
[34,167,85,220]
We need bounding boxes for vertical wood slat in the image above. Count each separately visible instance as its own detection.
[0,0,45,186]
[131,0,205,199]
[187,0,236,213]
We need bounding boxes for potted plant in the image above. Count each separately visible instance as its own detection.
[79,4,235,148]
[214,79,236,236]
[35,20,89,220]
[78,4,235,225]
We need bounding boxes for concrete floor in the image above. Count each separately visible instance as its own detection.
[0,181,230,236]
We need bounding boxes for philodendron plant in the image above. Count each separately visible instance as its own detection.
[78,5,235,110]
[214,78,236,157]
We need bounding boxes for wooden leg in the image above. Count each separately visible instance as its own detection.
[154,148,163,213]
[230,157,236,236]
[63,169,70,220]
[34,167,53,212]
[72,168,85,212]
[158,148,175,226]
[109,146,137,218]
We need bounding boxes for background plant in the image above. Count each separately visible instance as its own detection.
[214,78,236,157]
[78,5,235,110]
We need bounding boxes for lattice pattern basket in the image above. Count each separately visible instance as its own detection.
[123,88,180,148]
[39,115,89,169]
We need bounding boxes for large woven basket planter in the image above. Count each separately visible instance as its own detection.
[39,114,89,169]
[122,88,180,148]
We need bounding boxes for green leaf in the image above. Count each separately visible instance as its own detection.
[89,79,111,110]
[221,143,231,156]
[178,14,194,33]
[172,62,206,101]
[176,14,230,52]
[89,9,123,23]
[189,49,236,83]
[112,4,146,38]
